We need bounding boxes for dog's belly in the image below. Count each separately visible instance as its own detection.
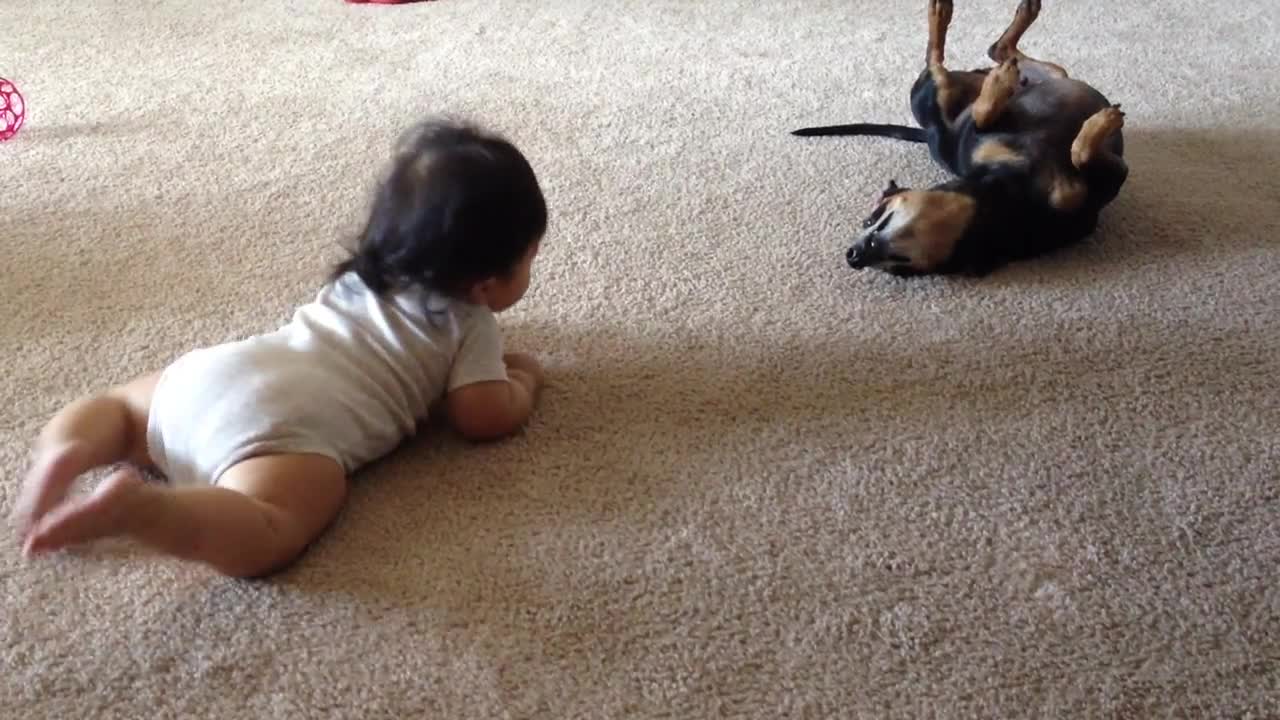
[1005,79,1111,139]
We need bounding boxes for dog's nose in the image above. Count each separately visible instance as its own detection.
[847,245,867,268]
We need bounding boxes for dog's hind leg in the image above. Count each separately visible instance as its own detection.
[927,0,953,67]
[988,0,1069,83]
[923,0,981,126]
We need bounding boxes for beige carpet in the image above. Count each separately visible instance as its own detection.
[3,0,1278,717]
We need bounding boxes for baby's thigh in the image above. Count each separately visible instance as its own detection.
[105,371,163,468]
[218,453,349,550]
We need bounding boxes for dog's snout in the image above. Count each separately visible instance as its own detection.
[846,245,867,268]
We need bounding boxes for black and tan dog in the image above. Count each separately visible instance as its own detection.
[794,0,1128,276]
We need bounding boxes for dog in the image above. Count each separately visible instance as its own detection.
[794,0,1128,277]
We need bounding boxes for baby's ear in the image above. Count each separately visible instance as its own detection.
[465,276,497,306]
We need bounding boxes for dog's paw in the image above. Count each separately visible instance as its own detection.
[973,58,1021,127]
[1084,104,1126,137]
[991,57,1021,91]
[929,0,953,26]
[1072,105,1125,167]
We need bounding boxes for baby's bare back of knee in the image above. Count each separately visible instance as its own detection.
[216,453,349,573]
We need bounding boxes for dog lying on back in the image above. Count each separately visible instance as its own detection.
[794,0,1128,277]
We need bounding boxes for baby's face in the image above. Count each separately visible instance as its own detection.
[483,239,541,312]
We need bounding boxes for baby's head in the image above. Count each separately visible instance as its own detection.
[337,118,547,312]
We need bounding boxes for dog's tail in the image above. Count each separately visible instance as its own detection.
[791,123,927,143]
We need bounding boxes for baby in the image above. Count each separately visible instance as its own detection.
[11,118,547,578]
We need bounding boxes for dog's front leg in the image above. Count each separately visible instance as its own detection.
[1070,105,1129,205]
[972,58,1021,129]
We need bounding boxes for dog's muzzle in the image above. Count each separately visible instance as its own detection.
[847,243,876,269]
[846,245,867,268]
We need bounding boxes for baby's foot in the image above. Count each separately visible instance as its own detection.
[11,442,88,541]
[24,466,145,556]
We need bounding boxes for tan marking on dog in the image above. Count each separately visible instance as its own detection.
[989,0,1039,63]
[971,140,1027,166]
[889,190,977,269]
[987,1,1069,79]
[929,64,960,120]
[1072,105,1126,168]
[1048,171,1088,211]
[927,0,953,67]
[972,58,1020,128]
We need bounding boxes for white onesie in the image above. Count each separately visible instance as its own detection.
[145,271,509,486]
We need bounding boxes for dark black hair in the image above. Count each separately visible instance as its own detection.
[332,118,547,298]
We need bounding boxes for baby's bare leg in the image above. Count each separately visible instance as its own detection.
[25,453,348,578]
[11,372,158,542]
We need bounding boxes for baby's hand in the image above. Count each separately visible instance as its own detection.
[503,352,545,391]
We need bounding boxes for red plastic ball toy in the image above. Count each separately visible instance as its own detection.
[1,78,25,142]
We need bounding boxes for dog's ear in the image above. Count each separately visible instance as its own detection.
[880,179,906,200]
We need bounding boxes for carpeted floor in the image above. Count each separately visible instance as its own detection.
[2,1,1278,717]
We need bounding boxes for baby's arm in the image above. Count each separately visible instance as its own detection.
[443,309,544,441]
[446,354,543,441]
